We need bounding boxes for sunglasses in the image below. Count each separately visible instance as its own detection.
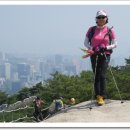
[96,16,106,19]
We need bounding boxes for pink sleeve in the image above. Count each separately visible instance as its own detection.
[110,28,116,39]
[86,27,92,38]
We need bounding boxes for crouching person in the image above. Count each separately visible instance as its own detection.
[55,97,64,111]
[48,97,64,115]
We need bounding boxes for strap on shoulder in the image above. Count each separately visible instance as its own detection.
[104,26,113,45]
[88,26,96,44]
[107,26,113,45]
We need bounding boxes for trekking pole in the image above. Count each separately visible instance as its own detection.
[103,53,124,104]
[89,55,98,110]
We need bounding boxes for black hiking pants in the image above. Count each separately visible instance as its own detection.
[34,107,43,121]
[90,53,110,98]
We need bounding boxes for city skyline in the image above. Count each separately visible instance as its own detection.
[0,51,89,94]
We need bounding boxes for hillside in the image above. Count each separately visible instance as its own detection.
[44,100,130,122]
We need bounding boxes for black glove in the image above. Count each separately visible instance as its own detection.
[93,44,107,53]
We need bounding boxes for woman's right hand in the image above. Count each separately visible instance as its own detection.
[93,44,106,53]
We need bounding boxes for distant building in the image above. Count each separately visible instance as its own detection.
[40,61,47,74]
[12,72,19,81]
[65,65,77,75]
[33,71,42,81]
[17,63,31,82]
[4,63,11,80]
[0,78,5,86]
[0,64,5,78]
[0,63,11,80]
[52,66,62,74]
[29,65,36,81]
[11,81,23,93]
[39,61,52,79]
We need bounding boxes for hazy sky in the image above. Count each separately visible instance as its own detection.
[0,5,130,64]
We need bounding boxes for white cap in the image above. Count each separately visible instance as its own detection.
[96,10,107,17]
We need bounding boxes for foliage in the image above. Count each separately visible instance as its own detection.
[1,57,130,122]
[2,58,130,105]
[0,91,8,105]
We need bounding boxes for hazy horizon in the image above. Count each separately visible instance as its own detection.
[0,5,130,65]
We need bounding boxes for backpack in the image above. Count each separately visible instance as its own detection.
[55,99,63,111]
[88,26,113,53]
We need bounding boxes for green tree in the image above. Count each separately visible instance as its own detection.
[17,87,30,101]
[0,91,8,105]
[6,94,18,104]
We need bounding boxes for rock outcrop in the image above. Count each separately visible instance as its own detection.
[44,100,130,122]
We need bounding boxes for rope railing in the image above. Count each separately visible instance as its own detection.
[0,96,67,123]
[11,106,50,122]
[0,96,37,122]
[0,104,50,122]
[0,106,34,122]
[10,115,28,123]
[10,106,50,123]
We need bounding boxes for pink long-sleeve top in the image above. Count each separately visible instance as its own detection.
[84,25,117,53]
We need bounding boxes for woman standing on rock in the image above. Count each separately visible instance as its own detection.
[84,10,117,105]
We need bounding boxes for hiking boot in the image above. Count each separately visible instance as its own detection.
[96,95,105,105]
